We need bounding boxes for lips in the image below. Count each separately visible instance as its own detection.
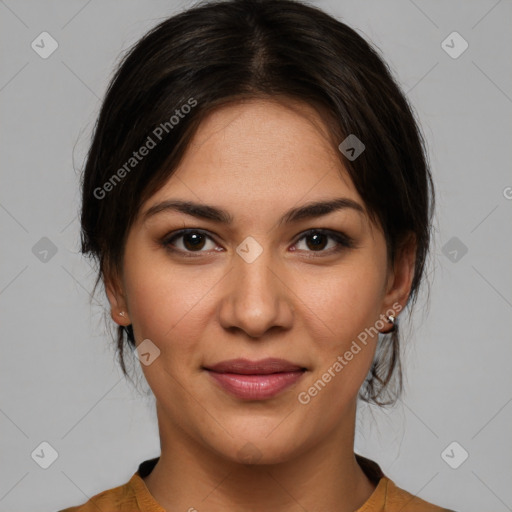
[204,357,306,375]
[203,358,307,400]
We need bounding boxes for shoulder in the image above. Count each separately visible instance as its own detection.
[58,474,139,512]
[354,454,457,512]
[385,478,458,512]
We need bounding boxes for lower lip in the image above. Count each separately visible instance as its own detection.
[206,370,306,400]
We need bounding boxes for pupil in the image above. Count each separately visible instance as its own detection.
[307,233,326,251]
[184,233,205,251]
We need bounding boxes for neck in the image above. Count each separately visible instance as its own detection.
[143,400,377,512]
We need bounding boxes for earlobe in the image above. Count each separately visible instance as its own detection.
[104,275,131,326]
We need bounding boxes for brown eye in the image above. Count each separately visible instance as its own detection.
[162,229,218,254]
[304,232,329,251]
[181,232,207,251]
[294,229,355,254]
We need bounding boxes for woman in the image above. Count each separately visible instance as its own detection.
[61,0,455,510]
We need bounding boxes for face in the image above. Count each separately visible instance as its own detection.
[107,97,413,464]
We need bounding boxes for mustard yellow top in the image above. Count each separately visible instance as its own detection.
[59,454,456,511]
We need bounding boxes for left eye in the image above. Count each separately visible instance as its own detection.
[293,229,353,253]
[161,229,354,256]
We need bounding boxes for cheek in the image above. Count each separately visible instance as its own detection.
[296,260,384,346]
[122,255,212,352]
[123,261,212,407]
[292,260,385,405]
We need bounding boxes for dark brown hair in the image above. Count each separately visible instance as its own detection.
[80,0,435,406]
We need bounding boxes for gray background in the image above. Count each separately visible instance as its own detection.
[1,1,511,511]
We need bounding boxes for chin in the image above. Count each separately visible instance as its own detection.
[209,430,306,466]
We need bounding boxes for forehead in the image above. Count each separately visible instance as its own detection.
[139,98,366,228]
[183,97,351,184]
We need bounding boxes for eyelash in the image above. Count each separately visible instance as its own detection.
[160,228,355,258]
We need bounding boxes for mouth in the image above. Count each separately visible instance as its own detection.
[203,358,307,400]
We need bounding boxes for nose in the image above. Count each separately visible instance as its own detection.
[218,242,295,339]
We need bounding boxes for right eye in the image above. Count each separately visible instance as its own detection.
[161,229,222,256]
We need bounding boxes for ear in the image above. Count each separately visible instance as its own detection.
[382,233,417,316]
[104,270,131,327]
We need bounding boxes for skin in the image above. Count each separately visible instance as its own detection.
[106,97,416,512]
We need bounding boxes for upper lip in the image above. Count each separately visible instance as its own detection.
[204,358,306,375]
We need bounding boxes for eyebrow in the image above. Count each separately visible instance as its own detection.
[142,197,365,225]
